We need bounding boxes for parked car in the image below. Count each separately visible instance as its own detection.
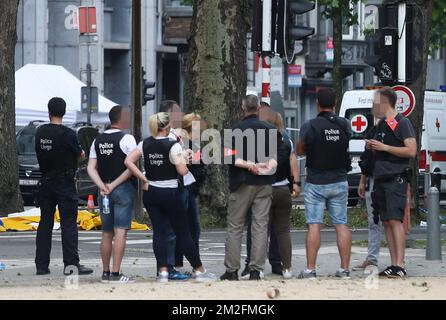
[16,120,99,206]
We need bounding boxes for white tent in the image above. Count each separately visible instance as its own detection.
[15,64,117,127]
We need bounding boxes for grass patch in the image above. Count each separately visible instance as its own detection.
[199,205,371,230]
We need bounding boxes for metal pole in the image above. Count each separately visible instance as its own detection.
[426,186,442,261]
[86,1,92,124]
[261,0,272,104]
[398,2,406,83]
[131,0,143,222]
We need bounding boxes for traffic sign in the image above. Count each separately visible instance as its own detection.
[351,114,368,134]
[392,85,416,117]
[288,65,302,88]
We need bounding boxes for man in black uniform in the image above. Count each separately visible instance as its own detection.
[367,88,417,278]
[35,97,93,276]
[297,88,352,279]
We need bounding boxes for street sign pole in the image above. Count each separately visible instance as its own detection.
[86,1,92,124]
[398,2,406,83]
[131,0,144,222]
[261,0,272,105]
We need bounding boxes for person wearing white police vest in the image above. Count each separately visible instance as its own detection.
[88,106,137,283]
[125,112,216,283]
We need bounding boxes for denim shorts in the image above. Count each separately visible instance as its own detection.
[304,181,348,225]
[99,181,136,232]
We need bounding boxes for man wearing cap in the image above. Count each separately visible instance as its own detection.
[34,97,93,276]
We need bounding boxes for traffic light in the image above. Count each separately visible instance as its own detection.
[251,0,278,53]
[276,0,315,59]
[141,67,155,105]
[364,4,422,85]
[364,28,398,85]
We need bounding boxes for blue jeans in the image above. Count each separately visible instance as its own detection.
[175,188,201,267]
[99,181,136,232]
[304,181,348,225]
[143,187,202,270]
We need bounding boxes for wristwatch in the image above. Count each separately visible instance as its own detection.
[294,181,301,187]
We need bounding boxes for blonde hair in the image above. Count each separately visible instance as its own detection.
[149,112,171,137]
[268,112,284,132]
[182,113,202,134]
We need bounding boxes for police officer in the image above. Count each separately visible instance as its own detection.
[35,97,93,276]
[367,88,417,278]
[297,87,352,279]
[88,105,137,283]
[220,95,278,281]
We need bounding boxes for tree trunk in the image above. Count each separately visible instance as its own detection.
[185,0,251,217]
[0,0,23,216]
[332,6,343,114]
[407,0,434,215]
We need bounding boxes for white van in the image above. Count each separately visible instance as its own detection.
[339,89,446,203]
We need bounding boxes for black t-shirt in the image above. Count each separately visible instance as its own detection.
[373,115,416,179]
[35,124,82,175]
[227,114,278,192]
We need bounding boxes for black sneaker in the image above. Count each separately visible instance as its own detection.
[271,264,283,276]
[101,271,110,283]
[390,266,407,279]
[241,265,250,279]
[249,270,261,281]
[36,268,50,276]
[109,273,135,284]
[379,266,395,278]
[220,271,239,281]
[64,264,94,276]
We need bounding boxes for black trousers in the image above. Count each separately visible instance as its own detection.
[35,178,80,269]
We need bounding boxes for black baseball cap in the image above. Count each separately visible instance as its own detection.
[48,97,66,117]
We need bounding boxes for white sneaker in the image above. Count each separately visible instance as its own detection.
[193,269,217,283]
[157,271,169,283]
[283,269,293,279]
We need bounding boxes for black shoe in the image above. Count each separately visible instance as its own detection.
[64,264,94,276]
[220,271,239,281]
[241,265,250,279]
[249,270,261,281]
[379,266,395,278]
[36,268,50,276]
[390,266,407,279]
[271,264,283,276]
[101,271,110,283]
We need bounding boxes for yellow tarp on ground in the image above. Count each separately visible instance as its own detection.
[0,210,150,232]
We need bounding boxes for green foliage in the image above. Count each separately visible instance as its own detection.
[317,0,360,27]
[431,0,446,50]
[181,0,193,6]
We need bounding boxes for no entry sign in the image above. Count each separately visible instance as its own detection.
[392,85,416,117]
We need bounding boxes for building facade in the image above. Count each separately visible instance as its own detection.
[15,0,446,137]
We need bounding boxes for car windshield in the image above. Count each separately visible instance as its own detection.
[16,127,37,155]
[344,108,375,140]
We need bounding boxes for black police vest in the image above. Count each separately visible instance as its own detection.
[94,131,128,182]
[143,137,178,181]
[35,124,78,175]
[275,134,292,183]
[306,112,350,171]
[374,114,409,166]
